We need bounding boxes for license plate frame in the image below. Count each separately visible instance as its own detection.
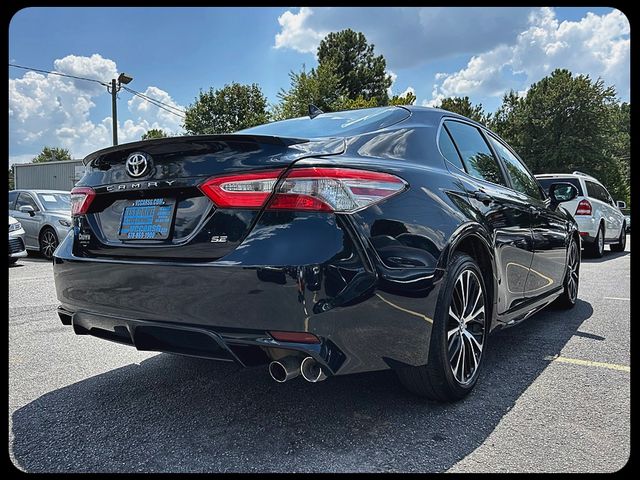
[118,198,176,240]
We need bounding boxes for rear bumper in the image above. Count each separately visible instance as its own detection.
[53,221,443,376]
[8,235,27,257]
[574,216,597,240]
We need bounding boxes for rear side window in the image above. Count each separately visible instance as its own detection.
[536,177,584,196]
[488,136,542,199]
[438,127,465,171]
[586,181,609,203]
[445,121,506,186]
[8,191,18,210]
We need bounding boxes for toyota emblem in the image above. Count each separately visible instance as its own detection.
[125,152,149,178]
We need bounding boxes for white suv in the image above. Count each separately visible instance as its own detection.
[536,172,627,257]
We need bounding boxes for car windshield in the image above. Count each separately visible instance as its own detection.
[239,107,411,138]
[37,193,71,211]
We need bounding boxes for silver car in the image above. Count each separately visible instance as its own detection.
[8,189,72,259]
[9,215,28,264]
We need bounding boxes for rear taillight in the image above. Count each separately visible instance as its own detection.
[268,168,407,213]
[575,199,592,215]
[199,167,407,213]
[70,187,96,216]
[198,169,284,208]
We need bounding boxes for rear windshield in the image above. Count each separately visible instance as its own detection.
[239,107,411,138]
[536,177,583,196]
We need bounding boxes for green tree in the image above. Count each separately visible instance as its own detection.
[32,146,72,163]
[317,29,392,104]
[141,128,168,140]
[9,168,14,190]
[492,69,627,201]
[273,63,343,120]
[438,96,491,125]
[184,82,269,134]
[389,91,417,106]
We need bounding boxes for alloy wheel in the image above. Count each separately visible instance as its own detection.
[41,230,58,259]
[598,228,604,255]
[446,269,486,385]
[566,240,579,302]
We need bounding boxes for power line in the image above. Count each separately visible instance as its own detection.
[122,85,186,118]
[9,63,186,119]
[9,63,109,86]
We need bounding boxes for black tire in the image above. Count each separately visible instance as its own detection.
[610,224,626,252]
[553,237,580,309]
[8,257,18,265]
[585,223,605,258]
[396,252,488,401]
[39,227,59,260]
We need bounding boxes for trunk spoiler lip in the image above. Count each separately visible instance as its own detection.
[81,134,323,165]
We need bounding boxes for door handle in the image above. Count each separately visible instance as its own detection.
[528,206,540,217]
[471,190,493,205]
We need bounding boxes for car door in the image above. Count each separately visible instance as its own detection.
[486,134,570,299]
[443,120,534,314]
[603,188,623,240]
[13,192,42,249]
[584,180,608,236]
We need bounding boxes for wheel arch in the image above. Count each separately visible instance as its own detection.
[440,223,498,331]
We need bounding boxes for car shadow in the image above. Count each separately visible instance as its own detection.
[581,250,630,264]
[11,300,594,473]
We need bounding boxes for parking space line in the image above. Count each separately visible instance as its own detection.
[603,296,630,301]
[545,355,630,372]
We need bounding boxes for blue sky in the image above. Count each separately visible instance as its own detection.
[9,7,629,164]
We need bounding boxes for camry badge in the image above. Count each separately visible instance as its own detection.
[125,152,149,178]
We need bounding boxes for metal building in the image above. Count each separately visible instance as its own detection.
[13,160,85,191]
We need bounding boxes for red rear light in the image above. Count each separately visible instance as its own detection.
[70,187,96,216]
[199,167,407,213]
[269,167,407,213]
[575,199,592,215]
[269,331,320,344]
[198,169,284,208]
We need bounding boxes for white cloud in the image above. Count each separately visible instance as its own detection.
[427,8,630,103]
[398,86,415,98]
[9,54,185,166]
[386,69,397,96]
[274,7,327,54]
[273,7,535,69]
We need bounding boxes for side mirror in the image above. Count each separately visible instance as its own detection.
[19,205,36,216]
[548,182,578,209]
[616,200,627,209]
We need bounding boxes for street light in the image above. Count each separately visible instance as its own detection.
[107,72,134,145]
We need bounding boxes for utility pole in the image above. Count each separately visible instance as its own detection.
[110,79,118,145]
[107,73,134,146]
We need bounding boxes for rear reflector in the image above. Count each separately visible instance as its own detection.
[269,331,320,344]
[579,231,589,236]
[575,199,592,215]
[199,167,407,213]
[70,187,96,216]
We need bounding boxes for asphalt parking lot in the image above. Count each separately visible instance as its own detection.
[9,237,630,473]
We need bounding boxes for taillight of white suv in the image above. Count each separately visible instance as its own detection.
[575,199,592,215]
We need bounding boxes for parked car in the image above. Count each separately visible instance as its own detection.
[53,106,582,401]
[535,172,627,257]
[8,189,72,260]
[620,208,630,232]
[8,216,27,264]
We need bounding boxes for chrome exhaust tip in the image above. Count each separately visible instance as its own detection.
[300,356,327,383]
[268,356,301,383]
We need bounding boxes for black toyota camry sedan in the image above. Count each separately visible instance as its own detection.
[53,106,581,401]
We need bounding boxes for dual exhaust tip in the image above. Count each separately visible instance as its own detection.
[268,356,327,383]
